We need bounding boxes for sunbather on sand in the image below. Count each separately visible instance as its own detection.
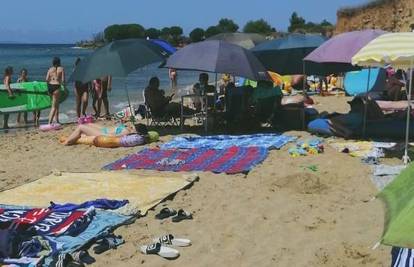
[62,122,147,145]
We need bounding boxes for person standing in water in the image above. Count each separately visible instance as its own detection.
[3,66,14,129]
[92,75,111,119]
[73,58,89,121]
[45,57,64,125]
[101,75,112,119]
[16,68,30,125]
[169,68,177,91]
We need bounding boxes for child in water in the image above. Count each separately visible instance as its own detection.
[16,68,28,124]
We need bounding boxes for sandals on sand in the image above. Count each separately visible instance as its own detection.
[93,235,124,254]
[172,209,193,223]
[140,242,180,259]
[155,207,177,220]
[155,208,193,222]
[153,234,191,247]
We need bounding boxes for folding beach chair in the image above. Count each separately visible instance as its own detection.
[142,90,180,127]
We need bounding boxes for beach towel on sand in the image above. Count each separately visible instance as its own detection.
[104,147,268,174]
[0,172,196,216]
[392,247,414,267]
[0,204,131,265]
[160,133,296,150]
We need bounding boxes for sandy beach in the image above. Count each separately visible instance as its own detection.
[0,95,391,266]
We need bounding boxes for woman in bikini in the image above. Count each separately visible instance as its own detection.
[45,57,65,125]
[62,122,146,145]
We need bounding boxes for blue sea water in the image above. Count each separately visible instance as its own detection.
[0,43,200,123]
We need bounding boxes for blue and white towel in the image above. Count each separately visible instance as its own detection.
[392,247,414,267]
[160,134,297,150]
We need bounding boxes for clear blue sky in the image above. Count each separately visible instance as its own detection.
[0,0,368,43]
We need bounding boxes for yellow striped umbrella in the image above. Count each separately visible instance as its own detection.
[352,32,414,69]
[353,32,414,164]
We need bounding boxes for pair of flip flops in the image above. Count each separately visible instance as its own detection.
[155,208,193,222]
[93,234,124,254]
[140,234,191,259]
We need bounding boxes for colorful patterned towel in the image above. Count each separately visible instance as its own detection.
[103,147,268,174]
[160,134,296,150]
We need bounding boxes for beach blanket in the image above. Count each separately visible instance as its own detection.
[104,147,268,174]
[0,172,197,216]
[160,133,296,150]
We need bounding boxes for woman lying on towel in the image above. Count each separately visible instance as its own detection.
[62,122,148,146]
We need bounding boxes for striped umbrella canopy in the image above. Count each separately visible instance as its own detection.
[352,32,414,70]
[353,32,414,165]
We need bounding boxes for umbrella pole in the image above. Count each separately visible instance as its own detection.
[124,80,134,122]
[362,67,371,138]
[302,61,306,96]
[403,64,413,165]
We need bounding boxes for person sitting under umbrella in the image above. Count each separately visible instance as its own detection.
[251,80,283,124]
[192,73,216,111]
[144,76,193,120]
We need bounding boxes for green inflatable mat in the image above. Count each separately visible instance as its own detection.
[0,81,68,113]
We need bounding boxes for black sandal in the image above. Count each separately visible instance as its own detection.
[93,235,124,254]
[171,209,193,223]
[155,207,177,220]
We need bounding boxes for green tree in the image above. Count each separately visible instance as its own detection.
[189,28,205,42]
[145,28,161,39]
[104,24,119,41]
[320,19,333,27]
[243,19,273,35]
[126,24,145,38]
[161,27,170,36]
[217,18,239,33]
[288,12,306,33]
[104,24,145,41]
[168,26,183,46]
[169,26,183,37]
[205,26,221,38]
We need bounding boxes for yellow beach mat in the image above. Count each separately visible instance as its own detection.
[0,171,198,216]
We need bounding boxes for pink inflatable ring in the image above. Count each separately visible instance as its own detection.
[39,123,62,132]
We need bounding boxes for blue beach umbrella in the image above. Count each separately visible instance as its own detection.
[252,34,327,75]
[69,38,171,83]
[165,40,268,81]
[150,39,177,54]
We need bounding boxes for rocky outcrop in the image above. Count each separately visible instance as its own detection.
[336,0,414,33]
